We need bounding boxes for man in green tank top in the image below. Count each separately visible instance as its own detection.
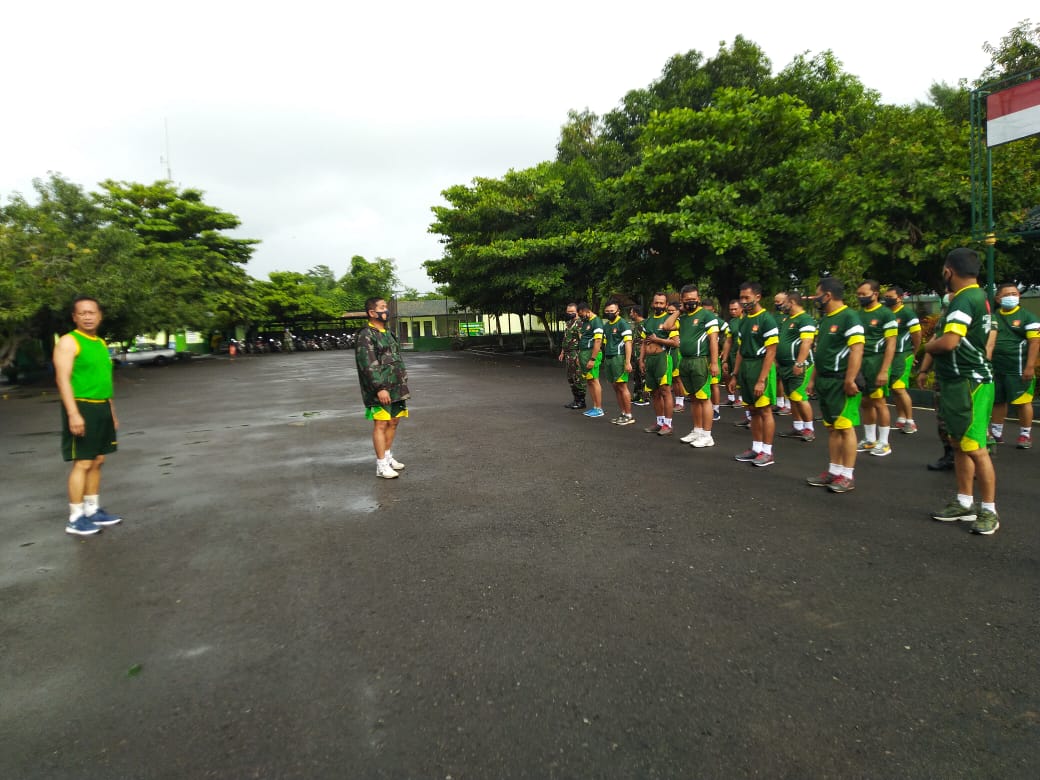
[53,296,123,537]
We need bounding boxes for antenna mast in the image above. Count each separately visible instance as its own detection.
[160,118,173,181]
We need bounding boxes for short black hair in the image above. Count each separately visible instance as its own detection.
[364,296,385,314]
[651,291,668,302]
[945,248,980,278]
[738,281,762,296]
[818,277,844,299]
[787,291,803,305]
[628,305,643,317]
[680,284,699,296]
[997,281,1020,293]
[860,279,880,293]
[576,301,592,312]
[72,295,101,312]
[564,301,578,309]
[886,285,904,297]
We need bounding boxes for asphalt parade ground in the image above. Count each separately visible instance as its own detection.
[1,350,1037,779]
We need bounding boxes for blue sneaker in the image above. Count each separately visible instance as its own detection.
[66,516,102,536]
[712,409,721,422]
[88,508,122,526]
[583,407,605,418]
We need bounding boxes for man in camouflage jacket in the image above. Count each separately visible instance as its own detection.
[355,296,411,478]
[558,302,586,408]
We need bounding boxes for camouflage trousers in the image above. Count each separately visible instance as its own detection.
[933,384,949,444]
[565,352,586,396]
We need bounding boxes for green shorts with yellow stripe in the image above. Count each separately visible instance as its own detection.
[861,353,890,399]
[644,352,673,389]
[366,401,409,420]
[816,375,861,429]
[737,358,776,408]
[888,352,914,391]
[993,372,1035,405]
[779,363,813,402]
[939,378,993,452]
[61,399,118,462]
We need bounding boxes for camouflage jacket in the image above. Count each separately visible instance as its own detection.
[355,325,410,407]
[561,317,582,356]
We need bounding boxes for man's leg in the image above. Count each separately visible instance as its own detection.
[372,419,391,459]
[67,460,94,504]
[587,377,602,410]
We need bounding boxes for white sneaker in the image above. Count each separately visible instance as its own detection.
[387,454,405,470]
[691,433,715,448]
[679,430,699,443]
[376,463,399,479]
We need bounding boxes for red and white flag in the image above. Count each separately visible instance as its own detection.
[987,79,1040,147]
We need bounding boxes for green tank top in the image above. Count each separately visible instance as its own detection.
[70,330,114,399]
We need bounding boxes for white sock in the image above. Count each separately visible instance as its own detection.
[828,463,842,475]
[992,423,1004,436]
[896,416,906,425]
[752,441,763,453]
[957,494,973,509]
[663,417,672,427]
[804,421,814,431]
[713,404,720,413]
[1021,427,1031,438]
[842,466,854,479]
[794,420,805,431]
[878,426,891,445]
[864,424,877,441]
[84,494,99,516]
[69,503,84,523]
[761,443,773,455]
[657,416,664,426]
[694,427,704,436]
[981,501,996,513]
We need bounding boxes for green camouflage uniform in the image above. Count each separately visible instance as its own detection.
[355,325,410,407]
[630,319,646,400]
[561,317,586,397]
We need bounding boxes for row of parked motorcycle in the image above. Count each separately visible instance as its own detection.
[229,332,358,354]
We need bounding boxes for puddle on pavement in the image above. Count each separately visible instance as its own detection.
[343,496,380,513]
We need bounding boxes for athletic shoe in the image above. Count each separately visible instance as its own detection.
[970,509,1000,535]
[828,475,855,493]
[611,415,624,424]
[633,398,651,407]
[931,499,976,523]
[87,508,122,526]
[776,407,792,416]
[732,400,744,409]
[856,439,876,452]
[644,423,663,433]
[691,434,715,448]
[901,421,918,434]
[387,456,405,470]
[657,425,673,436]
[680,430,699,443]
[751,452,774,467]
[376,463,399,479]
[1016,435,1032,449]
[990,430,1003,444]
[800,429,816,443]
[734,419,751,429]
[712,409,721,422]
[616,414,635,426]
[583,407,605,418]
[734,449,757,462]
[66,516,102,536]
[674,401,685,412]
[778,428,802,438]
[870,443,892,457]
[806,471,835,487]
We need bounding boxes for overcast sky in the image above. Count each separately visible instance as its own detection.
[1,1,1029,291]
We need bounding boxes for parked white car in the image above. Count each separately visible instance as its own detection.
[110,344,178,366]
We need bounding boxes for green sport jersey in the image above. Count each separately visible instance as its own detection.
[678,307,720,358]
[602,316,633,357]
[889,304,921,354]
[69,330,114,400]
[992,305,1040,375]
[578,315,605,350]
[934,285,993,383]
[814,305,865,374]
[860,304,898,354]
[777,311,817,365]
[735,309,779,359]
[642,312,677,346]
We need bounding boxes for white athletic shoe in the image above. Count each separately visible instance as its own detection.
[679,430,699,443]
[387,454,405,470]
[691,433,715,448]
[376,463,399,479]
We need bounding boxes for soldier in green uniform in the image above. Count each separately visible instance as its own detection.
[53,295,124,536]
[557,302,586,409]
[989,282,1039,449]
[356,296,411,479]
[576,302,605,418]
[805,278,864,493]
[628,306,649,406]
[775,291,818,443]
[640,292,679,435]
[728,281,779,467]
[924,248,1000,534]
[671,285,720,448]
[703,299,724,420]
[882,286,922,434]
[601,300,635,425]
[720,299,745,409]
[854,280,898,457]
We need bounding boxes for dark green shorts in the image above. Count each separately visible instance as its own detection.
[861,353,891,399]
[737,358,776,409]
[816,375,861,429]
[603,354,630,384]
[993,372,1035,405]
[939,378,994,452]
[366,401,409,420]
[779,364,813,402]
[888,352,914,391]
[644,352,672,389]
[61,400,118,462]
[678,356,711,400]
[579,349,603,380]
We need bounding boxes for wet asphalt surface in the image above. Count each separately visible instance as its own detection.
[1,350,1037,779]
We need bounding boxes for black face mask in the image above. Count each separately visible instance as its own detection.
[857,296,874,308]
[882,298,899,308]
[812,296,826,310]
[683,301,699,311]
[740,300,755,313]
[565,312,576,320]
[605,311,619,321]
[652,306,666,315]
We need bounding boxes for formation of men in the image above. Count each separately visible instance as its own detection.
[560,248,1019,535]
